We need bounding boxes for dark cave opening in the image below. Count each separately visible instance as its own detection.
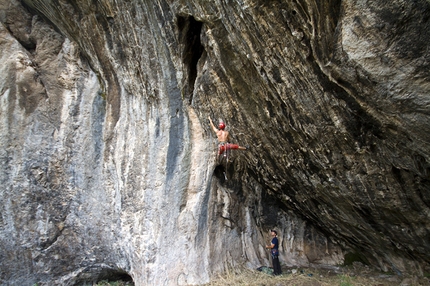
[343,251,370,266]
[177,15,204,104]
[76,268,134,286]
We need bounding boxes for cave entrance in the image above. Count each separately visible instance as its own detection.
[77,268,134,285]
[95,268,134,285]
[177,15,204,104]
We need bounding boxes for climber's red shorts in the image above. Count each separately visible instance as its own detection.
[218,143,239,155]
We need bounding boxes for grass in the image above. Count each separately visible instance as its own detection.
[204,267,361,286]
[93,265,430,286]
[339,274,355,286]
[203,265,430,286]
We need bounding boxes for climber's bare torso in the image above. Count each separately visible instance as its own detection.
[216,129,229,143]
[208,116,247,153]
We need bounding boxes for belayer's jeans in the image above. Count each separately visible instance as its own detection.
[272,256,282,275]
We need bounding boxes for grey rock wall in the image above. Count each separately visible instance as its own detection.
[0,0,429,285]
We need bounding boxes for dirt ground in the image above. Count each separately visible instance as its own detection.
[205,263,430,286]
[95,262,430,286]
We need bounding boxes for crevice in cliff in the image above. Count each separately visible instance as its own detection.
[177,15,204,104]
[214,165,228,184]
[76,267,134,285]
[4,24,36,52]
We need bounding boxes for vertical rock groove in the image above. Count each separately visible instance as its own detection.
[178,15,204,104]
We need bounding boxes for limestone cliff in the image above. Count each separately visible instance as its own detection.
[0,0,429,285]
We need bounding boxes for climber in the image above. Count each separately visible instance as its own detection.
[208,116,247,162]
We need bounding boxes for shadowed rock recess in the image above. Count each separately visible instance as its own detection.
[0,0,429,284]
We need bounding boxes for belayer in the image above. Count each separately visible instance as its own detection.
[266,230,282,275]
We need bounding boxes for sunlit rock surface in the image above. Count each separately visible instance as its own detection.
[0,0,429,284]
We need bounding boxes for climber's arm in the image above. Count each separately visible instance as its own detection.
[208,116,218,133]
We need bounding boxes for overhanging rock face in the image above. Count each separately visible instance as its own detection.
[0,0,429,284]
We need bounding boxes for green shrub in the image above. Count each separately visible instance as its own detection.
[339,274,354,286]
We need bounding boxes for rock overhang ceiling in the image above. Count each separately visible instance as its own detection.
[0,0,429,284]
